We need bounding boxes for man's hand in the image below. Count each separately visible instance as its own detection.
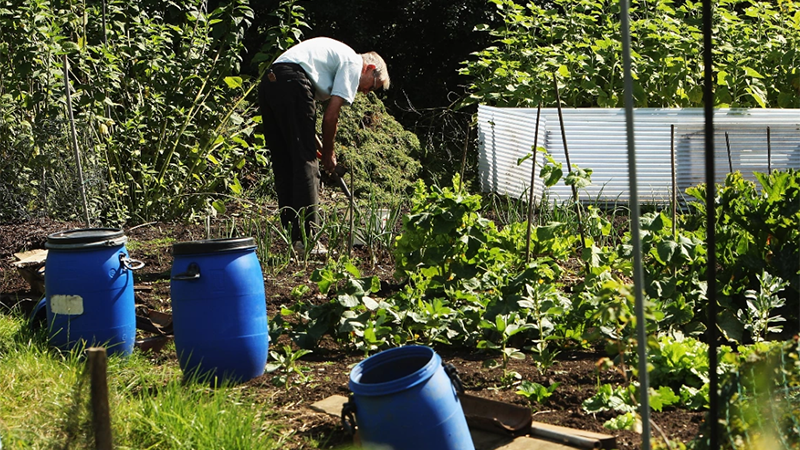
[315,135,337,174]
[322,152,337,174]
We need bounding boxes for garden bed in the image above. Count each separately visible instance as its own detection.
[0,218,704,449]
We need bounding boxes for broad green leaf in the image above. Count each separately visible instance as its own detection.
[224,76,243,89]
[743,66,764,79]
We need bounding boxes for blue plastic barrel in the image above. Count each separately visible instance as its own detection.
[347,346,475,450]
[45,228,140,357]
[170,238,268,384]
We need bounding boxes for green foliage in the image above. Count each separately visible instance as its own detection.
[393,174,498,281]
[250,0,309,71]
[266,345,313,388]
[639,211,708,333]
[686,170,800,342]
[738,271,788,342]
[0,0,289,223]
[692,339,800,450]
[462,0,800,108]
[283,257,383,350]
[516,380,560,406]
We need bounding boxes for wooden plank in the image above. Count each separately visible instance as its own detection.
[308,395,615,449]
[531,421,615,449]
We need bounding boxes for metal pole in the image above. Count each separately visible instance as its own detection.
[525,103,542,263]
[702,0,720,447]
[620,2,651,448]
[670,124,677,239]
[767,127,772,173]
[64,55,92,226]
[348,167,355,256]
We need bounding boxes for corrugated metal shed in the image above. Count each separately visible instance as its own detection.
[477,106,800,205]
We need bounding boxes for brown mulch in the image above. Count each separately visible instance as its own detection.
[0,218,704,449]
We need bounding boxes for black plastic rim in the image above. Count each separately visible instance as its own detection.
[46,228,127,249]
[172,237,257,255]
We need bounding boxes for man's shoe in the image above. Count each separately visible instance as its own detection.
[310,241,328,257]
[292,240,327,257]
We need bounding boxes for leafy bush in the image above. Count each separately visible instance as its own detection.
[691,339,800,450]
[686,170,800,342]
[0,0,263,224]
[461,0,800,108]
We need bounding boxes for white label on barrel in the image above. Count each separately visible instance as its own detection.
[51,295,84,315]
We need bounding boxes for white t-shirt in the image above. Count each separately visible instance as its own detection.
[274,37,362,104]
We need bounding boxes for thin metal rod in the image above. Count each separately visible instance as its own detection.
[724,132,733,173]
[552,73,587,253]
[458,123,471,192]
[703,0,720,447]
[64,55,92,226]
[767,127,772,173]
[670,124,677,239]
[525,103,542,264]
[620,2,651,448]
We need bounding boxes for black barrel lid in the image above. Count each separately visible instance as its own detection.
[46,228,127,249]
[172,237,257,255]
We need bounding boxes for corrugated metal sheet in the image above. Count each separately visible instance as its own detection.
[477,106,800,205]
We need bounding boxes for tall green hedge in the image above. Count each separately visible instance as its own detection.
[462,0,800,108]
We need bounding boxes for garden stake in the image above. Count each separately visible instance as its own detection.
[64,55,92,227]
[552,73,588,261]
[348,165,355,256]
[767,126,772,173]
[87,347,113,450]
[458,122,471,192]
[702,0,721,446]
[725,132,733,173]
[620,1,652,446]
[670,124,677,239]
[525,102,542,263]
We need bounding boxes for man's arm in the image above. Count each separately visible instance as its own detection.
[320,95,345,174]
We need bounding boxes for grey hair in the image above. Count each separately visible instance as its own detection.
[361,51,391,90]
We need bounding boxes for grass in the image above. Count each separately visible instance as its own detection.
[0,309,285,449]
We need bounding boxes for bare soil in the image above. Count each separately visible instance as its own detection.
[0,218,704,449]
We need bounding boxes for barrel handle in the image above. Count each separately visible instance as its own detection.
[341,396,357,436]
[172,262,201,281]
[443,362,465,395]
[119,253,145,271]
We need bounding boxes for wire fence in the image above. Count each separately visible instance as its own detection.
[715,339,800,449]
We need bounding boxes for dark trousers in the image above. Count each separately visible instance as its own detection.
[258,63,320,242]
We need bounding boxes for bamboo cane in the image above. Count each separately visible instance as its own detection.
[64,55,92,226]
[525,103,542,264]
[552,74,587,254]
[725,131,733,173]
